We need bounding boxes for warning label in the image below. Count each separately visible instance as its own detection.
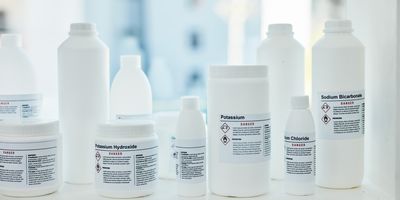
[94,140,158,191]
[0,139,58,189]
[218,113,271,163]
[175,139,206,184]
[318,91,365,139]
[0,94,42,121]
[285,132,315,182]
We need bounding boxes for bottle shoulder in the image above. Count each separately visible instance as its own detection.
[176,111,206,139]
[258,37,304,51]
[313,34,364,49]
[285,110,315,134]
[58,35,108,51]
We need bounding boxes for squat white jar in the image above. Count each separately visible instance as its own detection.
[0,120,61,197]
[95,121,158,198]
[208,65,270,197]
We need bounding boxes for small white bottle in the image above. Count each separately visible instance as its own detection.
[257,24,305,179]
[175,96,206,197]
[284,96,315,196]
[312,20,365,188]
[0,34,41,121]
[110,55,152,120]
[58,23,109,184]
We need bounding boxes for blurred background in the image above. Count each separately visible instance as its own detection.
[0,0,397,198]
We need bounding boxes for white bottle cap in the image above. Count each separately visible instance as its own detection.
[0,34,22,47]
[69,23,97,35]
[324,20,353,33]
[121,55,141,68]
[0,120,58,137]
[181,96,200,110]
[291,95,309,109]
[98,120,154,137]
[267,24,293,35]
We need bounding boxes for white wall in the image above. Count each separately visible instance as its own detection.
[347,0,397,198]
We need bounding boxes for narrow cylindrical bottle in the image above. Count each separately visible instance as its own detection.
[284,96,315,195]
[257,24,305,179]
[175,96,206,197]
[110,55,152,120]
[58,23,109,184]
[312,20,365,188]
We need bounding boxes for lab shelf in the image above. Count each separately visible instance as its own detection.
[1,179,391,200]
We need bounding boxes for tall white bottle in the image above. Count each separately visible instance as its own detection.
[0,34,41,121]
[58,23,109,184]
[175,96,206,197]
[110,55,152,119]
[284,96,315,196]
[312,20,365,188]
[257,24,305,179]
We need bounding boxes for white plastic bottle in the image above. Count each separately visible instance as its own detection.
[0,34,42,121]
[284,96,315,196]
[312,20,365,188]
[208,65,270,197]
[175,96,206,197]
[110,55,152,120]
[257,24,304,179]
[58,23,109,184]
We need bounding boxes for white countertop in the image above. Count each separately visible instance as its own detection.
[1,179,391,200]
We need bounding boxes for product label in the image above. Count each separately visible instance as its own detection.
[284,133,315,182]
[0,139,58,188]
[218,113,271,163]
[318,91,365,139]
[94,139,158,191]
[0,94,42,121]
[175,139,206,184]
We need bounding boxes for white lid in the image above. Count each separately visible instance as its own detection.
[181,96,200,110]
[324,20,353,33]
[98,120,154,137]
[121,54,141,68]
[69,23,97,35]
[291,95,309,109]
[267,24,293,35]
[1,34,22,47]
[0,120,58,137]
[209,65,268,79]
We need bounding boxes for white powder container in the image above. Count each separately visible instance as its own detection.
[208,65,270,197]
[95,120,158,198]
[0,120,61,197]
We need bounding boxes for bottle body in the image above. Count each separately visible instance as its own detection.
[257,25,304,179]
[312,21,365,188]
[58,24,109,184]
[0,34,41,121]
[110,55,152,119]
[284,96,315,196]
[208,65,270,197]
[175,96,206,197]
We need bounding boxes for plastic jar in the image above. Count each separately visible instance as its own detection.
[95,121,159,198]
[0,120,61,197]
[207,65,271,197]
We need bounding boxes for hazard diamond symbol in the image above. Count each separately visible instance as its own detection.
[220,135,230,145]
[321,103,331,113]
[96,162,101,173]
[95,151,101,161]
[220,123,230,133]
[321,114,331,124]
